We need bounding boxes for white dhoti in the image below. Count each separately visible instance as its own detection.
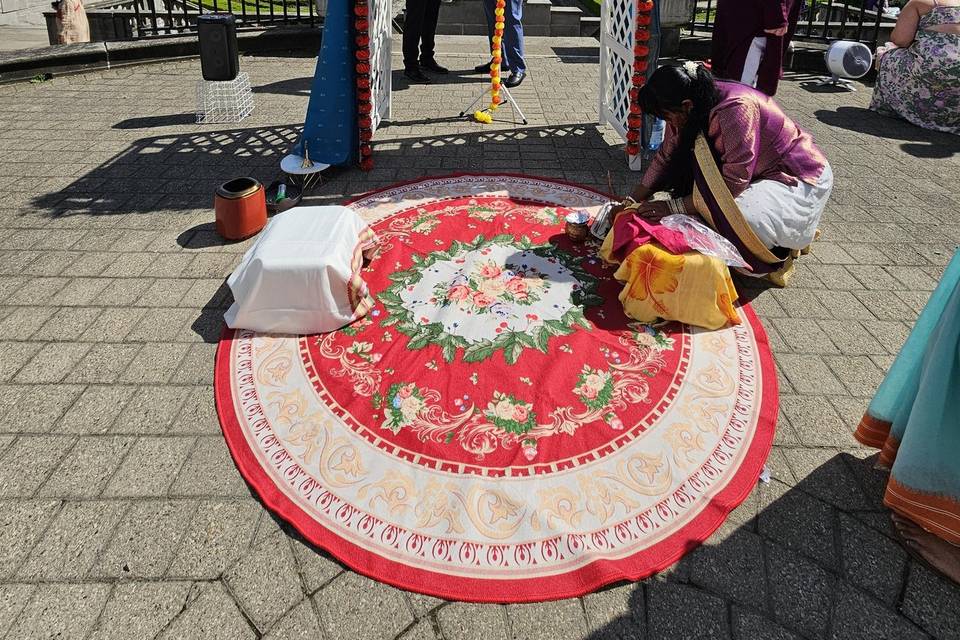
[225,206,378,334]
[740,36,768,88]
[735,162,833,250]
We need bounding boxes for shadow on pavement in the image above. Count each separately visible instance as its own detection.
[112,113,198,129]
[815,106,960,159]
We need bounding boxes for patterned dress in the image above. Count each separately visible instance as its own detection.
[869,4,960,135]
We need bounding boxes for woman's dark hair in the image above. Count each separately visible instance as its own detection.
[637,64,720,196]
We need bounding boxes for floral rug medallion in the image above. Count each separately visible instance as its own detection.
[216,175,778,602]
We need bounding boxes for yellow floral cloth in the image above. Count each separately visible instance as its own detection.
[600,233,740,330]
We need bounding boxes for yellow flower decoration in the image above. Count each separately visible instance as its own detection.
[473,0,506,124]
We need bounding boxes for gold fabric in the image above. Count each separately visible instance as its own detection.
[600,232,740,331]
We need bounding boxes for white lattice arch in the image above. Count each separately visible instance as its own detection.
[368,0,392,132]
[599,0,636,143]
[366,1,642,165]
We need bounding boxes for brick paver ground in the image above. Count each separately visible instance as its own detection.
[0,36,959,640]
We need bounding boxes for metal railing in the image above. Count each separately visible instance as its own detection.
[689,0,896,49]
[128,0,319,38]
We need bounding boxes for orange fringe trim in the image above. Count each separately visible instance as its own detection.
[854,413,899,468]
[885,478,960,546]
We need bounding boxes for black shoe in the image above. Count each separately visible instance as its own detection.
[404,67,432,84]
[474,60,510,74]
[503,70,526,88]
[420,58,449,74]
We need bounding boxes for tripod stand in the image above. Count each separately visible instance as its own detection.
[459,84,528,125]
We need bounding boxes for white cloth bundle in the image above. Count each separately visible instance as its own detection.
[224,206,377,334]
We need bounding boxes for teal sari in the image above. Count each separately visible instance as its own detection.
[856,250,960,545]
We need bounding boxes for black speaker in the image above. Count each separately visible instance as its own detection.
[198,14,239,82]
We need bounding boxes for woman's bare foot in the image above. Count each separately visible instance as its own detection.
[892,513,960,584]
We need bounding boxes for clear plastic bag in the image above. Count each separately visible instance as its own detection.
[659,214,752,270]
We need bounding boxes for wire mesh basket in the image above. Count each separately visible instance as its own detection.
[196,72,254,124]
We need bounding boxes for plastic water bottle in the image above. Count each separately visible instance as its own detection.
[647,118,665,151]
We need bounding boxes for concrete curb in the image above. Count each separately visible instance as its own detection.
[0,25,322,84]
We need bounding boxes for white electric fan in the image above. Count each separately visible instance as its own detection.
[817,41,873,90]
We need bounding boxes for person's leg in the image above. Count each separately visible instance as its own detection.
[503,0,526,73]
[403,0,426,71]
[740,35,767,87]
[419,0,442,65]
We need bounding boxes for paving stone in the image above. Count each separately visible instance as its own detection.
[65,343,142,383]
[0,584,36,637]
[406,591,444,617]
[817,320,886,356]
[287,533,345,593]
[93,499,196,578]
[823,355,888,398]
[314,571,414,640]
[0,306,56,339]
[0,499,62,579]
[158,582,256,640]
[688,526,766,609]
[6,277,68,306]
[31,306,104,342]
[57,278,111,306]
[118,342,191,384]
[397,618,440,640]
[507,598,589,640]
[781,447,870,510]
[837,513,907,606]
[830,584,927,640]
[772,289,833,319]
[847,264,902,290]
[92,278,153,306]
[775,354,847,395]
[140,278,194,307]
[169,385,221,434]
[112,385,190,434]
[852,291,916,321]
[766,542,836,639]
[582,583,644,639]
[732,608,801,640]
[38,435,135,498]
[170,436,247,497]
[5,582,111,640]
[13,341,91,384]
[779,395,854,447]
[99,253,157,278]
[263,597,323,640]
[816,290,876,321]
[57,385,136,434]
[224,529,305,631]
[0,384,85,433]
[437,602,510,640]
[771,318,839,354]
[66,251,115,276]
[0,435,75,497]
[646,581,730,640]
[102,436,195,497]
[18,500,128,580]
[80,306,149,342]
[0,341,42,382]
[126,307,195,342]
[167,500,261,579]
[901,562,960,639]
[759,479,839,567]
[89,581,192,640]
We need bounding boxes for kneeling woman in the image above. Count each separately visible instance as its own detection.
[603,63,833,329]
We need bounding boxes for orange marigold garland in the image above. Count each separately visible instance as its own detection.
[474,0,506,124]
[355,0,374,170]
[626,0,654,158]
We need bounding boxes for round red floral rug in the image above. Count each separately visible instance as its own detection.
[215,174,777,602]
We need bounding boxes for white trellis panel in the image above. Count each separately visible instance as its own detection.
[368,0,392,132]
[599,0,635,143]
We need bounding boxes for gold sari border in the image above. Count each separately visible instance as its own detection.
[692,136,782,266]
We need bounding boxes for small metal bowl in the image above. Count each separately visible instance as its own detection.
[265,180,302,214]
[564,211,590,242]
